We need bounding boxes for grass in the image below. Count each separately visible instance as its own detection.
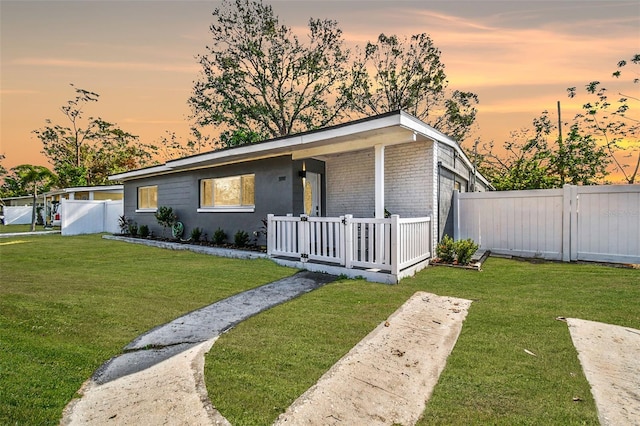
[0,233,295,425]
[205,258,639,425]
[2,234,638,425]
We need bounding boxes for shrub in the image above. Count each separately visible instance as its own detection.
[118,215,129,234]
[234,230,250,247]
[212,227,227,245]
[127,221,138,237]
[154,206,177,237]
[139,224,150,238]
[455,238,479,265]
[190,227,203,242]
[436,235,456,263]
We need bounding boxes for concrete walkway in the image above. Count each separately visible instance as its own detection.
[567,319,640,426]
[0,230,60,238]
[61,271,337,424]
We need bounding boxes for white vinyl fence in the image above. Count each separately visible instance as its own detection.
[267,214,432,275]
[61,199,123,236]
[454,184,640,264]
[2,206,34,225]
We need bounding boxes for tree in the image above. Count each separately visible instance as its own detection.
[478,111,608,190]
[33,84,155,187]
[567,54,640,184]
[0,154,6,181]
[351,33,479,142]
[189,0,357,142]
[12,165,56,231]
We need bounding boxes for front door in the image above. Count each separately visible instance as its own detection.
[304,172,322,216]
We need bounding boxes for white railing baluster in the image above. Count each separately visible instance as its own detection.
[267,214,432,274]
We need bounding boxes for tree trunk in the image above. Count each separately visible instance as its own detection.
[30,189,37,232]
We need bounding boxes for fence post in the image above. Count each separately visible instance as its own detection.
[344,214,353,269]
[338,216,346,265]
[453,190,460,240]
[299,214,309,263]
[267,214,274,256]
[569,185,578,261]
[562,185,580,262]
[391,214,400,276]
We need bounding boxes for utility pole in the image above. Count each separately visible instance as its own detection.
[557,101,565,185]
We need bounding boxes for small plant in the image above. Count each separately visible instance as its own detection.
[154,206,177,237]
[455,238,479,265]
[118,215,129,234]
[127,221,138,237]
[213,227,227,245]
[234,230,250,247]
[190,227,203,242]
[436,235,456,263]
[139,224,150,238]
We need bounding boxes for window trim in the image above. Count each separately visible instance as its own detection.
[137,185,158,212]
[199,174,255,212]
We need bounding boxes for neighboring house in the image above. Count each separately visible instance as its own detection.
[43,185,123,226]
[110,111,491,282]
[1,194,45,207]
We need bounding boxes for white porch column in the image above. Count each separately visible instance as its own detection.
[374,144,385,219]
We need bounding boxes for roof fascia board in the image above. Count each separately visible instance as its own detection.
[166,113,403,169]
[109,165,173,181]
[399,112,492,187]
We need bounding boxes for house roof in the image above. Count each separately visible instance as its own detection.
[44,185,124,197]
[109,110,490,187]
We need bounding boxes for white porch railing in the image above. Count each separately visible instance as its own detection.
[267,214,432,276]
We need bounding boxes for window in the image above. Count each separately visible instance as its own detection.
[199,174,255,212]
[137,185,157,211]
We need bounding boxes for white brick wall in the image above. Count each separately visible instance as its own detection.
[326,149,375,217]
[325,141,435,218]
[385,141,434,217]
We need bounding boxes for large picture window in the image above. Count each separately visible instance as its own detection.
[137,185,157,210]
[199,174,255,212]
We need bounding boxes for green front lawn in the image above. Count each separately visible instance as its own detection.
[1,233,638,425]
[206,258,639,425]
[0,234,295,425]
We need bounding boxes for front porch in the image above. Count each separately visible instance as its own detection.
[267,214,432,284]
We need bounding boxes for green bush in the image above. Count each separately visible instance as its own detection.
[213,227,227,245]
[139,224,150,238]
[436,235,456,263]
[118,215,129,234]
[234,230,250,247]
[190,227,203,242]
[127,221,138,237]
[455,238,479,265]
[154,206,177,237]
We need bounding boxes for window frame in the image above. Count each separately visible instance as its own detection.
[136,185,158,212]
[198,174,255,213]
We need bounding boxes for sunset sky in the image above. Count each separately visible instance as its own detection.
[1,0,639,178]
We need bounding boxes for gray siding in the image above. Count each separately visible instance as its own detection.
[123,156,297,244]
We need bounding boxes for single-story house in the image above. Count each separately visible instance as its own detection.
[43,185,123,226]
[110,110,491,282]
